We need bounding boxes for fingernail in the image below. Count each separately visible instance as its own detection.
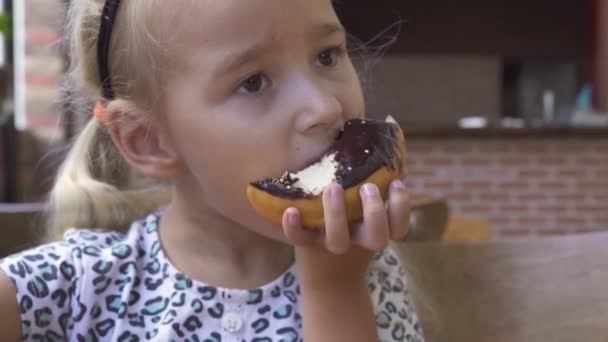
[391,179,405,190]
[361,183,378,197]
[288,209,298,226]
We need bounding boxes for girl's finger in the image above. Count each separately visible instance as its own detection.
[282,207,318,246]
[322,182,350,255]
[387,179,410,240]
[352,183,390,252]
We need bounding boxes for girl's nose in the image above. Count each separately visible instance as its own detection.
[292,78,343,135]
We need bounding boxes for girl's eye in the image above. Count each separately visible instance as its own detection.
[237,73,269,94]
[316,46,344,67]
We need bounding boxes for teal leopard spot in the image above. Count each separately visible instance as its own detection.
[60,262,75,281]
[394,277,405,292]
[105,235,123,245]
[198,286,217,300]
[172,292,186,307]
[184,315,202,332]
[145,329,159,339]
[119,262,137,275]
[34,307,53,327]
[191,299,203,313]
[277,327,299,342]
[392,322,406,341]
[146,220,158,233]
[284,290,297,303]
[144,277,163,291]
[27,276,49,298]
[106,295,127,317]
[20,295,33,313]
[283,272,295,287]
[83,246,101,257]
[74,301,87,322]
[112,244,132,259]
[208,303,224,318]
[79,231,98,241]
[38,263,57,281]
[247,289,263,305]
[174,275,192,290]
[91,305,102,319]
[115,276,133,291]
[379,291,386,305]
[93,260,113,274]
[59,313,70,332]
[252,318,269,333]
[386,254,399,265]
[128,313,145,328]
[93,276,112,294]
[376,312,391,329]
[128,290,141,306]
[8,261,29,278]
[95,319,115,337]
[51,289,68,309]
[21,320,31,338]
[273,304,292,319]
[71,247,82,259]
[252,338,272,342]
[151,241,161,257]
[162,309,177,324]
[271,286,281,297]
[144,260,160,274]
[142,296,169,316]
[77,329,97,342]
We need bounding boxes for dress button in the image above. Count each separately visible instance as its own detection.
[222,312,243,333]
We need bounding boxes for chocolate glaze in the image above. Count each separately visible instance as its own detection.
[250,118,402,199]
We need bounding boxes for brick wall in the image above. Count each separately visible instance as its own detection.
[406,137,608,238]
[11,0,65,201]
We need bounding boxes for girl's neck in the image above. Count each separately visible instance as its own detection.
[158,190,294,290]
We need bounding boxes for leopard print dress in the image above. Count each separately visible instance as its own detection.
[0,213,424,341]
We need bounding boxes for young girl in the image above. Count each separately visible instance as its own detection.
[0,0,424,340]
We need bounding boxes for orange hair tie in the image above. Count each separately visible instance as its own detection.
[93,100,106,123]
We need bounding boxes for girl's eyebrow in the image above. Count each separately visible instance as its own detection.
[215,41,275,78]
[314,22,345,38]
[214,22,345,77]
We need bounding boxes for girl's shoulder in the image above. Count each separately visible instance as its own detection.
[0,214,155,288]
[0,214,158,340]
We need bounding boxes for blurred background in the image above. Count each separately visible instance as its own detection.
[0,0,606,239]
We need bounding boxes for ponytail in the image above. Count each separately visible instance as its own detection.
[45,0,169,240]
[45,117,169,241]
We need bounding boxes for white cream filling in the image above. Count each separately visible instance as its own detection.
[290,152,339,196]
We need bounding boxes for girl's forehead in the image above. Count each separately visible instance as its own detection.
[154,0,340,62]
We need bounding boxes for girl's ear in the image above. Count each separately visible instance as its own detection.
[104,100,182,180]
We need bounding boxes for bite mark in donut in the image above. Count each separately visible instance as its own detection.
[246,115,406,228]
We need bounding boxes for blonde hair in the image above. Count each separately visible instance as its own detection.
[46,0,170,240]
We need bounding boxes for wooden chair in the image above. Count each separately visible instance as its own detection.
[392,232,608,342]
[407,197,450,241]
[0,203,46,258]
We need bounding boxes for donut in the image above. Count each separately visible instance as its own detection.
[246,115,406,228]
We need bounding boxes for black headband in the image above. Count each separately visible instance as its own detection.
[97,0,122,100]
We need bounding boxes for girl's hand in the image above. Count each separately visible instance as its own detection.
[282,174,410,286]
